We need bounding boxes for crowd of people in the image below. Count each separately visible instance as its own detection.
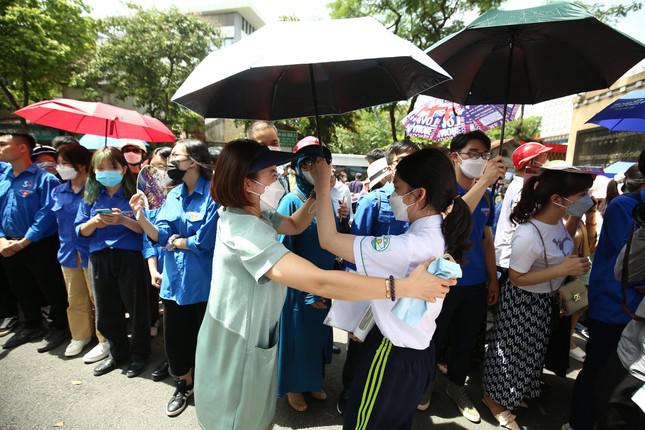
[0,121,644,430]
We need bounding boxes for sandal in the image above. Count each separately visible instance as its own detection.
[287,392,308,412]
[482,397,521,430]
[310,390,327,400]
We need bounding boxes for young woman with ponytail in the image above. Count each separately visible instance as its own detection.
[312,147,472,430]
[482,167,594,430]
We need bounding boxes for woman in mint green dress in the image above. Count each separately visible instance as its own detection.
[194,139,455,430]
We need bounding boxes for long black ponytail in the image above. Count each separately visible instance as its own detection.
[396,148,472,263]
[511,170,594,225]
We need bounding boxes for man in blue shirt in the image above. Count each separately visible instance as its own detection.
[0,161,19,336]
[569,149,645,430]
[337,140,419,415]
[0,133,69,351]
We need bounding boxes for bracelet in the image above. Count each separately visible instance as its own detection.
[385,277,391,300]
[389,275,396,302]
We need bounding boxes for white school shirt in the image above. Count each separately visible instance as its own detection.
[331,180,353,222]
[495,175,524,268]
[509,218,574,294]
[353,215,445,350]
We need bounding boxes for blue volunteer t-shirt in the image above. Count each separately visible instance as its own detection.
[588,190,645,325]
[456,184,494,286]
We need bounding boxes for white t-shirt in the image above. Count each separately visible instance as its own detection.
[353,215,445,349]
[509,218,574,294]
[495,175,524,268]
[331,180,353,222]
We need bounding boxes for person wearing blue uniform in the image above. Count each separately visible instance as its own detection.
[142,146,172,382]
[0,160,18,334]
[0,132,70,352]
[429,131,499,423]
[52,144,108,359]
[276,137,335,412]
[131,139,218,417]
[337,140,418,415]
[76,146,149,378]
[569,149,645,430]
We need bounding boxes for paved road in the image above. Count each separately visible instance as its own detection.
[0,329,583,430]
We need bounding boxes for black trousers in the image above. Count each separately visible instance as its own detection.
[570,318,627,429]
[89,249,150,362]
[162,298,206,377]
[595,352,645,429]
[1,235,68,330]
[433,283,488,385]
[343,327,434,430]
[0,260,18,318]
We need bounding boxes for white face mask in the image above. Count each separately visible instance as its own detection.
[56,164,78,181]
[388,189,417,222]
[302,171,314,185]
[251,179,285,212]
[458,155,486,179]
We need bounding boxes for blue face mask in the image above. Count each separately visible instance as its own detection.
[95,170,123,187]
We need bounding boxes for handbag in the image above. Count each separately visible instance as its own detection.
[528,221,589,317]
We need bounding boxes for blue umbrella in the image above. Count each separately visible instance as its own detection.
[604,161,636,178]
[79,134,148,150]
[586,89,645,132]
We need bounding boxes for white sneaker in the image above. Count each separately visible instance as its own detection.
[569,346,586,362]
[446,381,481,423]
[83,342,110,364]
[64,338,91,357]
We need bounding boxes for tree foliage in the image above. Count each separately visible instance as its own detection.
[487,115,542,143]
[72,5,221,136]
[0,0,95,114]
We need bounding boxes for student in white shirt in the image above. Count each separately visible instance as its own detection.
[312,148,472,430]
[482,166,594,430]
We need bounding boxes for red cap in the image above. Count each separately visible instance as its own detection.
[293,136,320,153]
[512,142,552,170]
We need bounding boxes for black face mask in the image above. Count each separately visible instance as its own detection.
[167,160,187,182]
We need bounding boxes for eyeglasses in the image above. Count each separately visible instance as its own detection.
[458,151,492,160]
[300,156,330,168]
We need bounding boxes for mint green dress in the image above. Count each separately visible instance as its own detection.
[194,207,289,430]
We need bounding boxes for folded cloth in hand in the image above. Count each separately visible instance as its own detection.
[391,255,462,327]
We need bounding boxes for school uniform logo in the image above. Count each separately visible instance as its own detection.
[370,236,390,252]
[19,180,34,197]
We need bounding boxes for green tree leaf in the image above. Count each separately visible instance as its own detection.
[72,5,221,136]
[0,0,96,117]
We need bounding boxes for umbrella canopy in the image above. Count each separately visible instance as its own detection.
[586,89,645,132]
[14,99,176,143]
[402,96,518,141]
[422,2,645,105]
[79,134,149,151]
[604,160,636,178]
[172,17,451,120]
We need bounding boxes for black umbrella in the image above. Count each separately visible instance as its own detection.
[422,1,645,152]
[172,17,451,142]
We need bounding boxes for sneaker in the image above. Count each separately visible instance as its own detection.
[562,423,574,430]
[569,346,586,362]
[446,381,481,423]
[83,342,110,364]
[417,383,433,411]
[64,338,91,357]
[166,379,194,417]
[3,326,46,349]
[0,316,18,337]
[37,328,70,353]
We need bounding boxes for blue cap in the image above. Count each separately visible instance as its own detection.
[249,146,297,173]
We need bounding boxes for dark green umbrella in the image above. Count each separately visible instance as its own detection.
[422,1,645,151]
